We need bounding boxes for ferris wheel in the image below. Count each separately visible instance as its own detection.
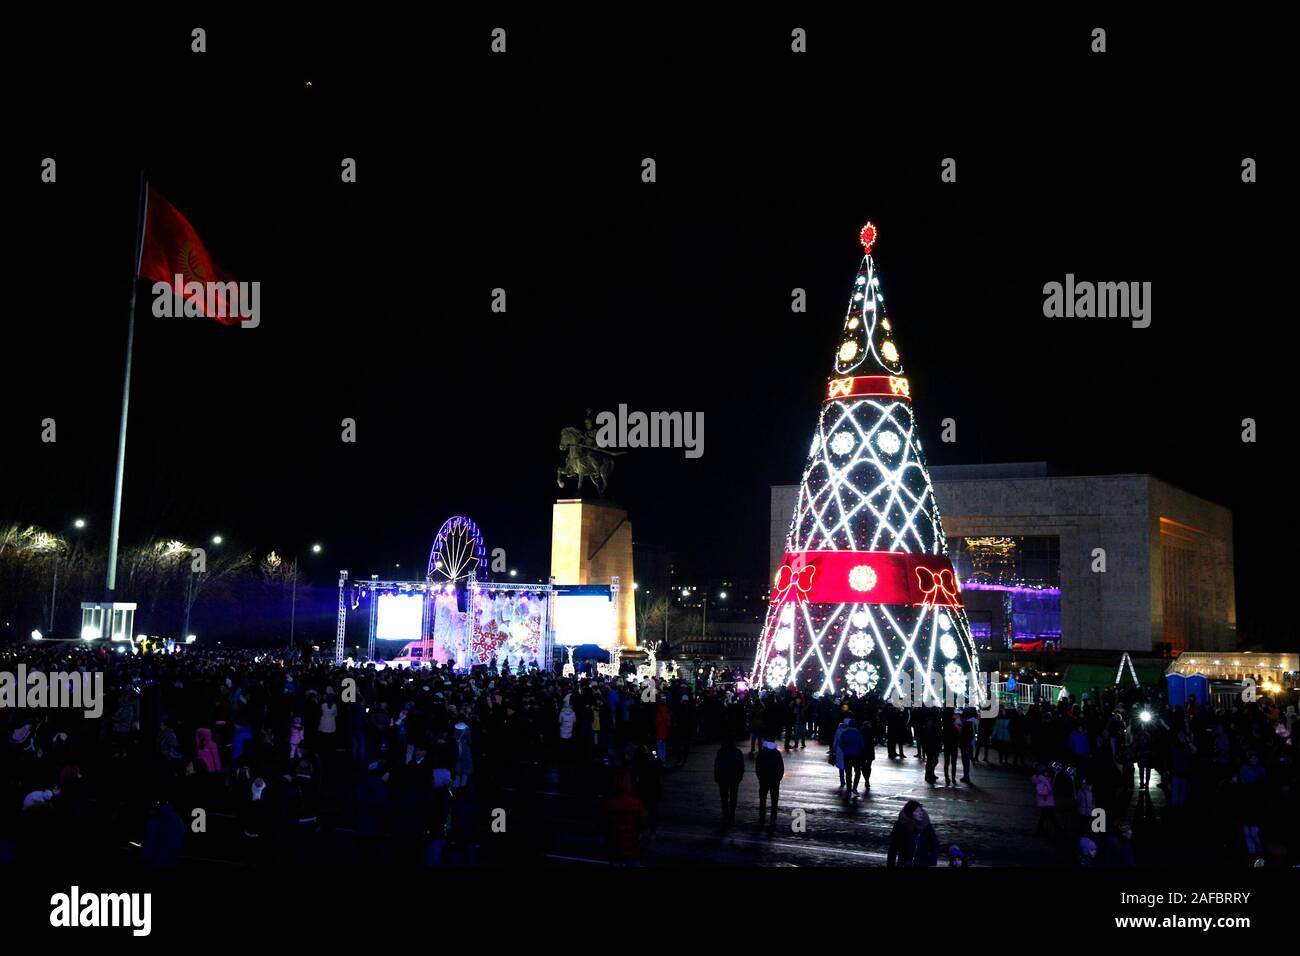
[427,515,487,583]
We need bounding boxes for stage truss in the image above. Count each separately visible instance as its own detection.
[465,577,555,672]
[333,573,557,672]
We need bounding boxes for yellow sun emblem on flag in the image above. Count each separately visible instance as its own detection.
[176,243,210,283]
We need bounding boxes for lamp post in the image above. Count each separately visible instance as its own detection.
[288,543,323,650]
[182,532,226,644]
[50,519,86,633]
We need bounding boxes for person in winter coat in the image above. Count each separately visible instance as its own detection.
[1074,775,1096,835]
[887,800,940,867]
[837,719,867,793]
[1033,764,1058,836]
[959,709,977,783]
[713,737,745,823]
[755,737,785,832]
[787,694,807,750]
[632,745,663,838]
[654,701,672,763]
[859,713,876,787]
[1078,836,1099,867]
[194,727,221,774]
[941,709,961,785]
[603,772,649,866]
[831,716,850,787]
[140,799,186,869]
[453,720,473,788]
[288,716,306,760]
[992,708,1013,765]
[917,710,941,785]
[317,688,338,744]
[1104,821,1137,867]
[157,716,183,766]
[558,699,577,762]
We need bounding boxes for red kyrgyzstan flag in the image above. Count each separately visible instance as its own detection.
[137,186,242,325]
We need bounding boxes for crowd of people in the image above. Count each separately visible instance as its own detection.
[748,682,1297,867]
[2,642,1295,869]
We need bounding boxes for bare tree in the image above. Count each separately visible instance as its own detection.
[183,548,253,637]
[637,594,693,649]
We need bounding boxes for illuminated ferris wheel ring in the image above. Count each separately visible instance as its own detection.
[427,515,487,583]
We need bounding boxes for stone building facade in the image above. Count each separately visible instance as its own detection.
[771,463,1235,654]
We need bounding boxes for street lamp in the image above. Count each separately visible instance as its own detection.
[289,543,323,649]
[185,533,226,642]
[50,518,86,633]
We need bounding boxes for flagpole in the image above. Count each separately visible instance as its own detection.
[106,170,148,597]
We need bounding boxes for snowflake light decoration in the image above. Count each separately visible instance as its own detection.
[846,660,880,695]
[766,657,790,689]
[944,661,968,695]
[876,430,901,455]
[848,631,872,657]
[830,431,856,456]
[940,633,959,660]
[848,565,878,592]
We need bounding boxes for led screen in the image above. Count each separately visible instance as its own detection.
[553,593,614,647]
[376,592,424,641]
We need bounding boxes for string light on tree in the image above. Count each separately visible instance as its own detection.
[752,222,982,704]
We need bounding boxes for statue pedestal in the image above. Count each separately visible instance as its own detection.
[550,499,637,649]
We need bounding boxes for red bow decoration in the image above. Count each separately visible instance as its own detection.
[914,566,961,607]
[772,563,817,605]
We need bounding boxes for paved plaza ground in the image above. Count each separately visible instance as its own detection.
[508,739,1169,867]
[70,735,1171,869]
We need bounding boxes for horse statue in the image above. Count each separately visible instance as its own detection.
[557,421,623,494]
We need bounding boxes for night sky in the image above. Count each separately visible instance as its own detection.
[4,17,1284,645]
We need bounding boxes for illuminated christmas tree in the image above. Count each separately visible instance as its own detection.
[752,223,981,704]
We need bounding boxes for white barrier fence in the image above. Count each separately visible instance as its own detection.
[991,682,1065,707]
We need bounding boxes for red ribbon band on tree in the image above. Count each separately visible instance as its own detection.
[825,375,911,402]
[772,563,817,605]
[770,550,962,608]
